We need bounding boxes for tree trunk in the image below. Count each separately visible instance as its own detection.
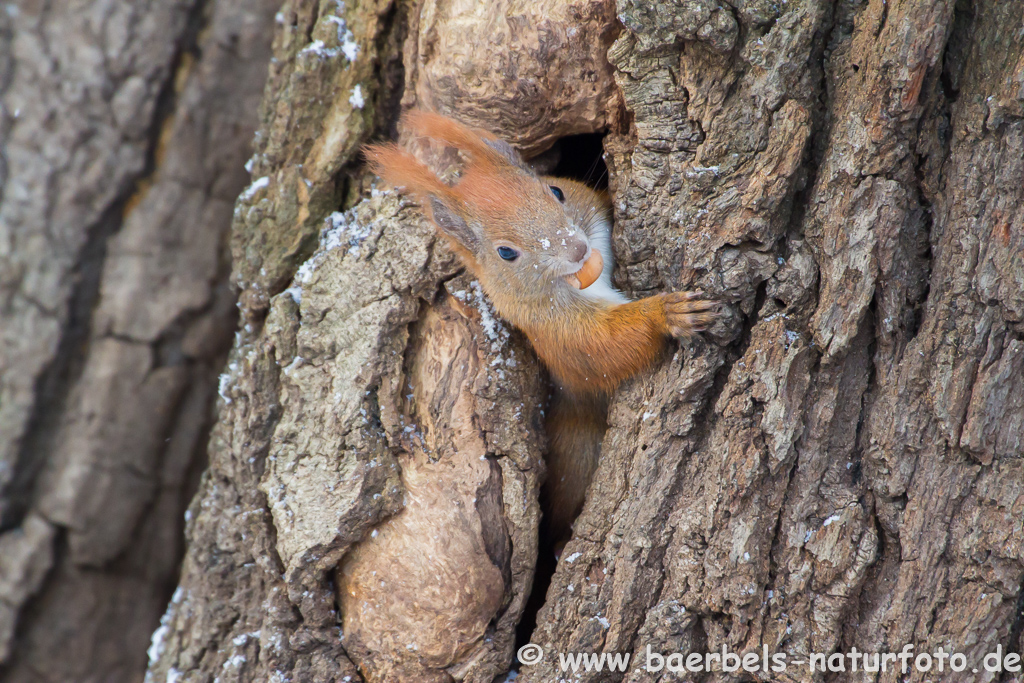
[11,0,1021,681]
[0,0,277,681]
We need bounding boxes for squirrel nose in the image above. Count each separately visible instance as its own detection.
[567,240,589,264]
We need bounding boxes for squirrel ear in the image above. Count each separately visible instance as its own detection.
[429,196,479,252]
[484,139,530,172]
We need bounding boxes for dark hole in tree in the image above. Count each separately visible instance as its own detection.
[515,130,610,657]
[551,132,609,189]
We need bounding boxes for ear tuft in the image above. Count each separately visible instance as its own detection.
[363,143,449,198]
[363,142,481,252]
[402,111,515,173]
[485,138,530,171]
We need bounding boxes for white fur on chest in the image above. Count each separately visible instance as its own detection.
[577,214,630,306]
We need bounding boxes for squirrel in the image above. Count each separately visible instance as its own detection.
[364,111,718,548]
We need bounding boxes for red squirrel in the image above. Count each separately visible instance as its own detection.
[365,111,718,546]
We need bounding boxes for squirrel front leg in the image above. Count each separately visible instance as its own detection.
[538,290,717,549]
[530,292,718,396]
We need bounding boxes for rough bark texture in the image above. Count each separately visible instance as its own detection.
[5,0,1021,681]
[528,2,1024,682]
[156,0,1024,679]
[0,0,277,680]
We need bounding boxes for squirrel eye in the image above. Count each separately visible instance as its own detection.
[549,185,565,202]
[497,246,519,261]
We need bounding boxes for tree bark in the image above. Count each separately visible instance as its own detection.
[0,0,277,680]
[10,0,1020,681]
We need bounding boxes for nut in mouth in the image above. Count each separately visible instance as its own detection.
[564,249,604,290]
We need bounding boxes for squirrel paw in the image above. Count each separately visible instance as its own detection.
[664,291,719,338]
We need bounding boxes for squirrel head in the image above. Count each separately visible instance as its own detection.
[364,111,605,300]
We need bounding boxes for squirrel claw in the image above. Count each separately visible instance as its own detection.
[664,291,720,338]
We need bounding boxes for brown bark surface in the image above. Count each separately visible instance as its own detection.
[5,0,1020,681]
[0,0,277,680]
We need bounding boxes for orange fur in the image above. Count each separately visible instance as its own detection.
[403,111,502,167]
[403,111,529,227]
[363,142,459,208]
[495,294,670,396]
[542,391,607,545]
[365,112,719,548]
[362,142,481,272]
